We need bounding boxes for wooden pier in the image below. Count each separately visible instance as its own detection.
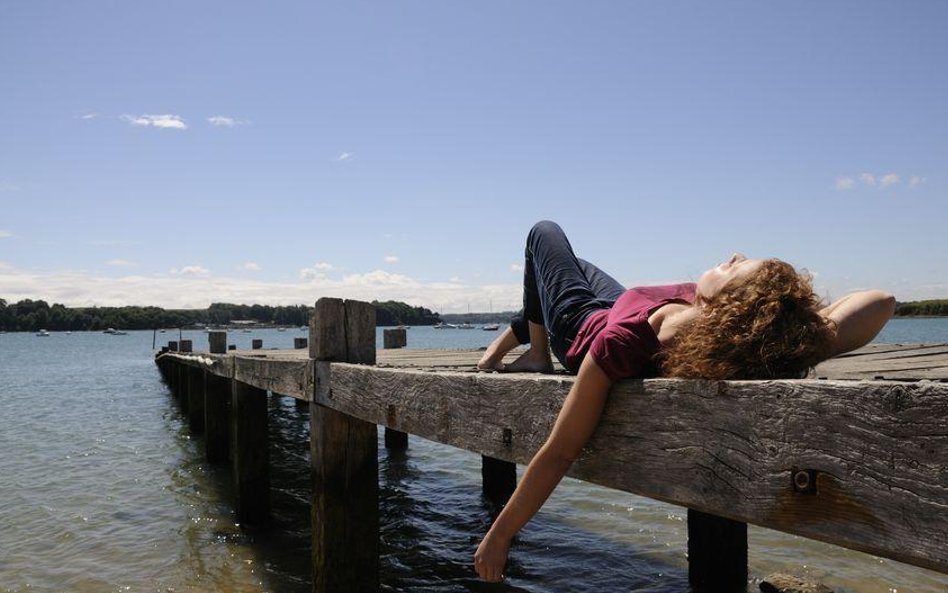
[155,298,948,593]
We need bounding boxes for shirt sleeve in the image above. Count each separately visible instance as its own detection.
[587,315,658,382]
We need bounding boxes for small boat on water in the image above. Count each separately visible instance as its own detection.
[433,322,458,329]
[103,328,128,335]
[457,323,475,330]
[36,329,51,337]
[482,324,499,331]
[277,327,287,332]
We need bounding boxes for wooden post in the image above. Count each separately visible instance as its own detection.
[383,330,408,450]
[232,380,269,524]
[688,508,748,592]
[208,331,227,354]
[180,339,193,353]
[310,298,379,593]
[382,328,406,349]
[482,455,517,508]
[187,365,205,433]
[228,344,236,351]
[169,341,178,352]
[252,339,263,350]
[205,371,230,463]
[177,363,189,413]
[294,337,308,349]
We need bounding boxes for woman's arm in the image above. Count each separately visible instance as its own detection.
[820,290,896,357]
[473,356,613,582]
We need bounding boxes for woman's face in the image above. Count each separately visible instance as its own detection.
[697,253,764,300]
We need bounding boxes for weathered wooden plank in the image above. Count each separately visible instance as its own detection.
[316,363,948,574]
[310,298,379,593]
[233,356,312,401]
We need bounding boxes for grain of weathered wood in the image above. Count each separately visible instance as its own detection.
[232,381,269,524]
[233,356,312,401]
[208,331,227,354]
[315,363,948,574]
[310,298,379,593]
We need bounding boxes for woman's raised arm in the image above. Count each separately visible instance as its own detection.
[820,290,896,357]
[473,356,613,582]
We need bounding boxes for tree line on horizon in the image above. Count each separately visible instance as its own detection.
[0,298,441,332]
[893,299,948,317]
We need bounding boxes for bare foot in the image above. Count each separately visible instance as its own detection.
[477,327,520,371]
[501,346,553,373]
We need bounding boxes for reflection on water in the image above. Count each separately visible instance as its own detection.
[1,324,947,592]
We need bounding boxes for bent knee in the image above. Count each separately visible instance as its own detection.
[527,220,563,244]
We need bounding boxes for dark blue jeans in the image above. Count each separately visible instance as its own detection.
[510,221,625,367]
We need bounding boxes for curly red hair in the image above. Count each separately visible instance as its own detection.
[661,259,836,380]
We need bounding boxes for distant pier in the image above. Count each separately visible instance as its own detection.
[155,298,948,593]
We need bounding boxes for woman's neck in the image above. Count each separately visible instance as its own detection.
[650,303,700,346]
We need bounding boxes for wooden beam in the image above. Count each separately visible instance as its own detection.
[233,355,312,401]
[315,364,948,574]
[310,298,379,593]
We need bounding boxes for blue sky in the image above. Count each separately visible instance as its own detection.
[1,1,945,311]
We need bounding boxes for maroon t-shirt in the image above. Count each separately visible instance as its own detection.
[564,283,697,381]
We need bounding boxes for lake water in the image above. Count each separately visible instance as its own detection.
[1,317,946,593]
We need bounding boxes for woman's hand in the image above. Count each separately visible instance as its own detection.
[474,531,511,582]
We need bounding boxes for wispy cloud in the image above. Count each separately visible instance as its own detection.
[879,173,899,188]
[121,114,188,130]
[384,255,400,264]
[78,113,100,120]
[238,262,261,272]
[510,263,524,272]
[106,259,136,267]
[208,115,246,127]
[335,152,354,162]
[835,176,855,191]
[300,262,335,280]
[0,230,13,238]
[169,265,209,275]
[837,171,918,192]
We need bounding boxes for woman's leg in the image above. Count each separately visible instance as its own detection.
[479,221,603,371]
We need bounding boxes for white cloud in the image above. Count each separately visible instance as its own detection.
[79,113,99,120]
[170,265,209,276]
[121,114,187,130]
[835,176,855,191]
[106,259,135,267]
[909,175,927,188]
[335,152,354,162]
[449,276,462,283]
[238,262,261,272]
[0,230,12,238]
[208,115,246,127]
[384,255,400,264]
[879,173,899,188]
[511,263,524,272]
[0,262,524,311]
[300,262,335,280]
[859,173,876,186]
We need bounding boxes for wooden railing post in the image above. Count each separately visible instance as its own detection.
[688,508,747,592]
[310,298,379,593]
[383,329,409,450]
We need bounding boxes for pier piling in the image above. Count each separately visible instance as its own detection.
[231,380,270,524]
[383,330,409,451]
[310,298,379,593]
[687,509,748,591]
[187,365,205,433]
